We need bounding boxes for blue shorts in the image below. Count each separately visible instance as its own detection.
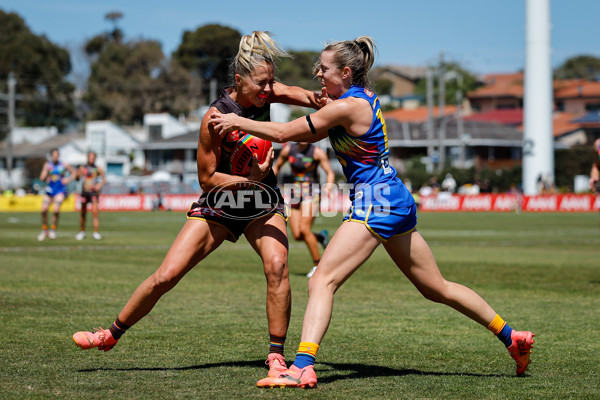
[343,181,417,241]
[45,185,67,198]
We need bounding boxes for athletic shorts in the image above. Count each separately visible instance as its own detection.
[45,186,67,199]
[186,185,287,242]
[343,181,417,242]
[80,191,100,204]
[289,182,320,210]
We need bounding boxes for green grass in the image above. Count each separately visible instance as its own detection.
[1,210,599,399]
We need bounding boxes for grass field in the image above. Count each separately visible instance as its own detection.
[1,210,599,399]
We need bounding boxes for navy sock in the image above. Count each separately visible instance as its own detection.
[497,323,513,347]
[293,353,316,369]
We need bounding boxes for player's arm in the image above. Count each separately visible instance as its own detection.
[96,166,107,192]
[63,163,76,184]
[590,162,600,191]
[211,99,356,144]
[272,144,290,176]
[39,163,48,182]
[314,147,335,185]
[270,82,326,109]
[197,107,272,191]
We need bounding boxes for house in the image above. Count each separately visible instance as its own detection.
[372,65,427,98]
[0,132,85,191]
[466,74,600,146]
[84,121,145,176]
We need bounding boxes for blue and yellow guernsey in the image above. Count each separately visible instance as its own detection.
[327,85,413,206]
[45,161,68,196]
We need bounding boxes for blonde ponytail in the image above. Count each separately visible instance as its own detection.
[229,31,291,78]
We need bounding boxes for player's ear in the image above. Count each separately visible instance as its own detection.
[235,73,243,87]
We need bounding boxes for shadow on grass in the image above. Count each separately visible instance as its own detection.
[78,359,513,380]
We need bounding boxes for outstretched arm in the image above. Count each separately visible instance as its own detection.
[210,99,357,143]
[39,163,48,182]
[271,83,329,109]
[272,144,290,176]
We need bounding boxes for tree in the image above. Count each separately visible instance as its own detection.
[172,24,241,98]
[0,10,75,132]
[554,55,600,80]
[276,50,321,90]
[84,32,200,123]
[413,62,479,106]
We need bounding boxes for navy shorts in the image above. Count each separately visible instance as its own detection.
[187,184,287,242]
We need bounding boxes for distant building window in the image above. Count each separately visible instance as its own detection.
[149,124,162,141]
[585,103,600,112]
[555,101,564,112]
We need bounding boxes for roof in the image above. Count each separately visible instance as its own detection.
[464,108,523,125]
[571,111,600,124]
[554,80,600,99]
[552,112,583,137]
[139,130,199,150]
[468,73,524,99]
[468,74,600,100]
[383,105,458,123]
[0,133,85,158]
[384,118,523,147]
[377,65,427,81]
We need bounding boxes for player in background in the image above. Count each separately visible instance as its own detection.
[212,36,535,388]
[37,148,74,241]
[75,151,106,240]
[72,31,327,379]
[589,138,600,230]
[273,142,335,277]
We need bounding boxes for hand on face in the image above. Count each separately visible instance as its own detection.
[317,86,332,108]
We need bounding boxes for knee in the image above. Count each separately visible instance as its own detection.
[263,251,288,285]
[307,269,338,296]
[148,268,180,294]
[298,225,312,239]
[418,281,450,304]
[292,231,303,241]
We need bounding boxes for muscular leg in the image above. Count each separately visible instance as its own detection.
[288,208,302,241]
[40,195,51,227]
[298,201,320,263]
[51,193,65,229]
[79,200,87,232]
[245,214,290,338]
[299,222,381,344]
[90,197,100,232]
[117,220,229,326]
[383,230,496,326]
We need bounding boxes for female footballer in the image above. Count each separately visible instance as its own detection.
[73,31,325,378]
[212,36,535,388]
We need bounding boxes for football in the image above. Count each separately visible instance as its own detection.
[229,131,272,176]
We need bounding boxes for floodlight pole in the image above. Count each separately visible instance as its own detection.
[523,0,553,194]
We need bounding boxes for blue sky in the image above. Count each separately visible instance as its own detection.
[3,0,599,75]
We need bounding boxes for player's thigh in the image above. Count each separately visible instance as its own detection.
[299,200,316,231]
[90,197,100,214]
[41,195,52,211]
[288,208,301,238]
[158,219,229,280]
[313,221,381,289]
[245,213,289,269]
[52,193,65,211]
